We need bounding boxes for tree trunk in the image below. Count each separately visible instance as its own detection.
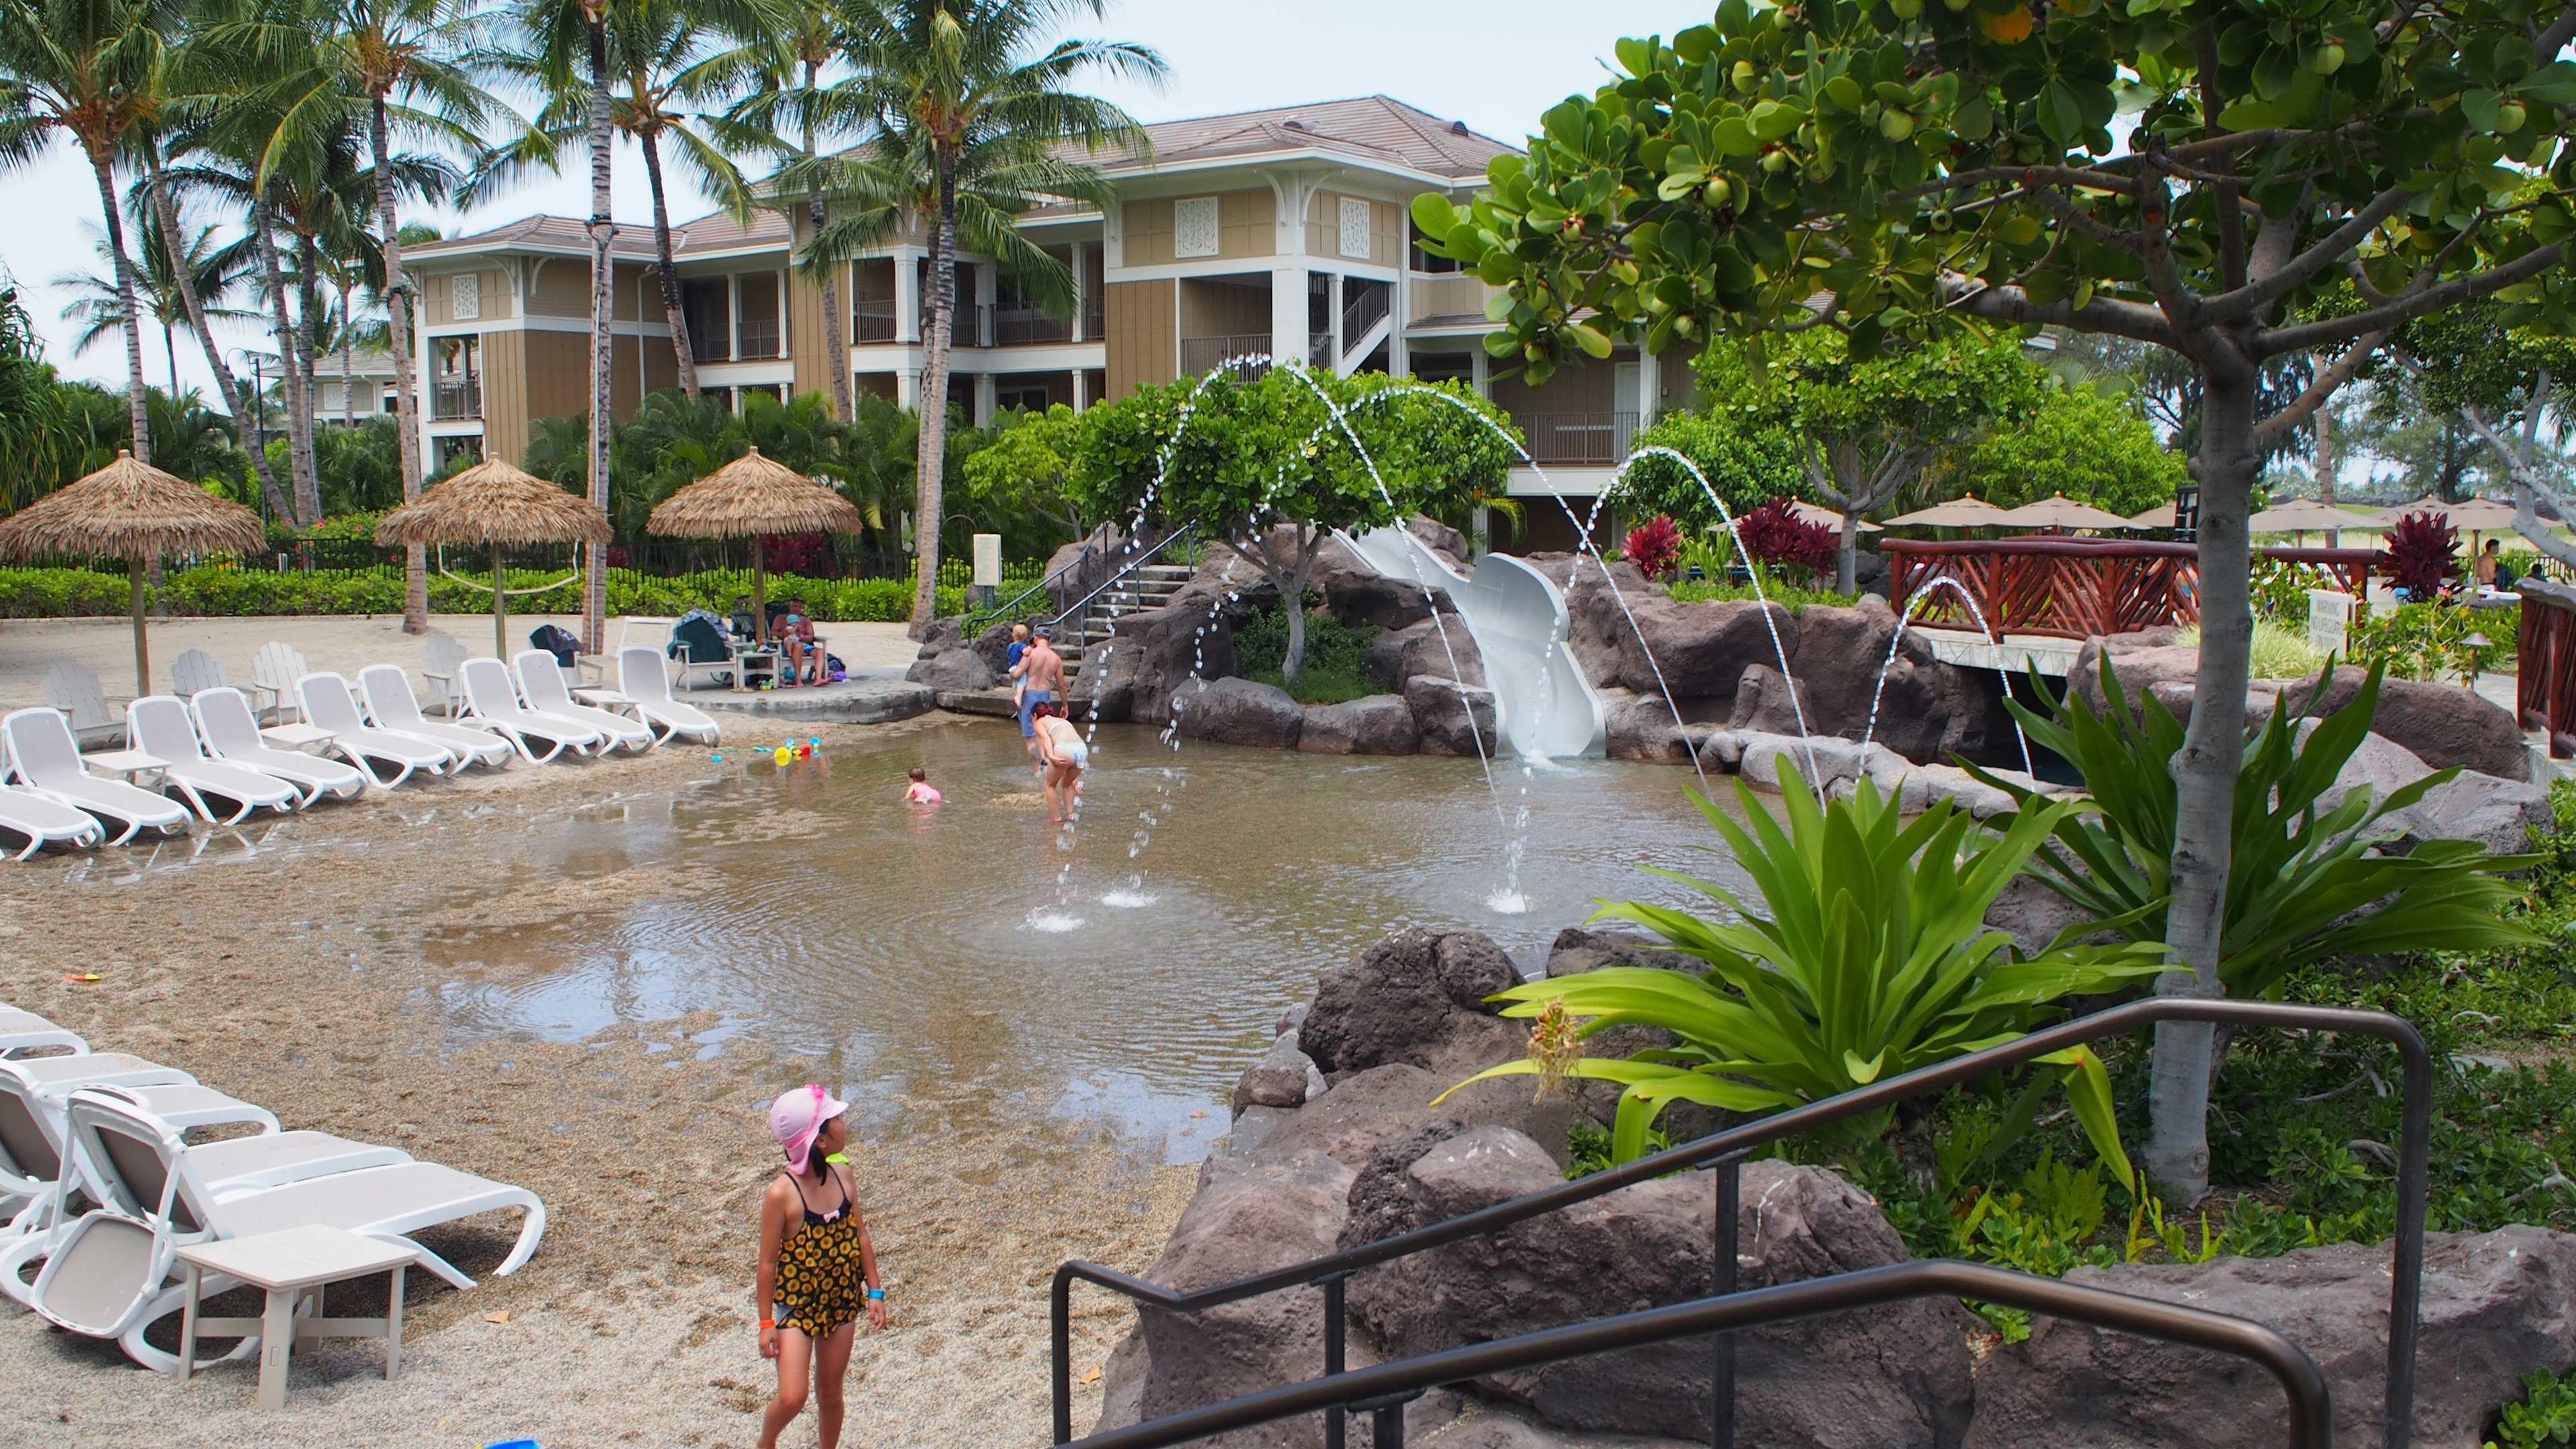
[144,145,290,518]
[252,197,318,525]
[164,325,178,395]
[2315,402,2338,547]
[294,236,325,515]
[369,96,429,634]
[582,8,616,654]
[639,129,698,398]
[804,60,851,421]
[908,151,959,636]
[2144,358,2259,1201]
[87,151,153,468]
[129,557,151,696]
[337,280,356,427]
[1836,511,1860,596]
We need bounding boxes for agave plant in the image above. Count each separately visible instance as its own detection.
[1440,764,2167,1179]
[1968,658,2541,1001]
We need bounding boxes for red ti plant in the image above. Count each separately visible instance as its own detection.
[1736,497,1838,579]
[2377,511,2459,600]
[1624,514,1682,580]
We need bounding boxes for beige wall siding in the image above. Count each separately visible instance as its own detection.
[1123,190,1273,266]
[427,268,511,326]
[788,261,835,413]
[526,258,588,317]
[1123,200,1175,266]
[1408,274,1490,323]
[524,329,592,433]
[479,329,527,465]
[1104,278,1175,400]
[641,331,678,400]
[1305,194,1402,266]
[1178,277,1270,340]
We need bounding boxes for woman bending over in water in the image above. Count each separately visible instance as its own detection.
[1030,702,1087,822]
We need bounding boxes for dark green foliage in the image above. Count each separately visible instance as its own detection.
[1234,598,1378,701]
[0,564,972,621]
[2489,1370,2576,1449]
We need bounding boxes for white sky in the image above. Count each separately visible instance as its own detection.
[0,0,1676,400]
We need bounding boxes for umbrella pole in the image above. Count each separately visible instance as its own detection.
[753,536,767,646]
[129,555,150,697]
[494,542,508,657]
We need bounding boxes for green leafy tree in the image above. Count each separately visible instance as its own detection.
[1696,328,2043,592]
[1623,404,1805,531]
[1077,370,1514,679]
[2375,298,2576,565]
[959,401,1091,547]
[1937,383,2188,518]
[790,0,1163,634]
[1411,3,2576,1197]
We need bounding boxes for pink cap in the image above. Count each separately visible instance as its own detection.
[768,1083,849,1174]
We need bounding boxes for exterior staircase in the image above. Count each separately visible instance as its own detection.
[1061,561,1193,681]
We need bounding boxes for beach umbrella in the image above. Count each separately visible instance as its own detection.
[2125,502,2182,529]
[376,458,613,656]
[1883,494,2010,528]
[646,447,863,645]
[0,450,264,695]
[2247,498,2384,541]
[1786,499,1880,533]
[1994,494,2139,532]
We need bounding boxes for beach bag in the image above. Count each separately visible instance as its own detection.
[528,624,582,668]
[827,653,846,682]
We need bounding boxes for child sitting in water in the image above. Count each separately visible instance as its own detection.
[902,767,941,805]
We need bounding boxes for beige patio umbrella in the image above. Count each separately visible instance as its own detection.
[1786,499,1880,533]
[646,447,863,645]
[376,458,612,656]
[2125,502,2182,529]
[1883,493,2010,528]
[1994,494,2139,532]
[0,450,265,694]
[2247,497,2384,542]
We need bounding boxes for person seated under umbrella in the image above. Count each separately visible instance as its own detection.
[778,598,828,687]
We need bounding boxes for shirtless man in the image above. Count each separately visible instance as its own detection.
[1016,629,1065,771]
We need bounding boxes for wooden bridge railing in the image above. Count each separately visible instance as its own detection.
[2518,578,2576,753]
[1883,538,2379,641]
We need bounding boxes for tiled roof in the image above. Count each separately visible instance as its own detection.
[1097,96,1519,181]
[407,209,790,260]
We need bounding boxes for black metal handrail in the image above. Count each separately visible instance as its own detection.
[957,525,1195,643]
[1053,998,2430,1448]
[1065,1258,2333,1449]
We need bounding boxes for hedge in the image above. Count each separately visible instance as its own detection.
[0,566,969,623]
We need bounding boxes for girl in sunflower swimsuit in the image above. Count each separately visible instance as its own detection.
[756,1084,887,1449]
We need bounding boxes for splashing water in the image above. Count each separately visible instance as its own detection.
[1862,573,2038,778]
[1100,878,1159,909]
[1022,907,1087,934]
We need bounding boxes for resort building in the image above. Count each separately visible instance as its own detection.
[400,96,1695,549]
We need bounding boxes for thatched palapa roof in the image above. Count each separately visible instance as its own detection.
[375,459,612,546]
[0,450,265,560]
[647,447,863,539]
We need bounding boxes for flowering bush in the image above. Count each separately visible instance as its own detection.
[1734,497,1837,579]
[1623,515,1682,580]
[2379,512,2460,599]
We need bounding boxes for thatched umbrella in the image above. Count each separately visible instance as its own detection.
[376,459,612,656]
[0,450,265,695]
[646,447,863,644]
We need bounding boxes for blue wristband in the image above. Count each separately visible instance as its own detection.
[867,1287,885,1300]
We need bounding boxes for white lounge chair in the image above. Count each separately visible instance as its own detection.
[458,657,600,763]
[0,784,104,861]
[124,697,299,826]
[421,632,469,718]
[169,649,229,698]
[513,651,654,754]
[34,1091,542,1372]
[617,647,721,745]
[0,1008,87,1058]
[355,666,512,771]
[0,1053,203,1242]
[41,663,122,747]
[248,642,307,723]
[295,673,453,789]
[0,709,189,846]
[189,688,367,808]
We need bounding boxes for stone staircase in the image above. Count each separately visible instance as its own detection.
[1061,561,1193,680]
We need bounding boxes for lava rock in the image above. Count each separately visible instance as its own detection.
[2283,667,2532,781]
[1698,729,1748,772]
[1727,664,1818,738]
[1344,1135,1977,1446]
[2398,769,2553,855]
[1299,694,1421,755]
[1099,599,1250,726]
[1233,1032,1322,1115]
[1256,1062,1574,1173]
[1366,615,1486,690]
[1544,555,1660,690]
[904,617,1010,690]
[1406,676,1500,758]
[1617,596,1803,702]
[1787,601,1991,761]
[1300,926,1521,1083]
[1966,1225,2576,1449]
[1173,676,1305,749]
[1543,926,1702,978]
[1600,688,1695,763]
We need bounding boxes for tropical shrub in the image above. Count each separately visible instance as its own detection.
[1234,599,1379,702]
[0,565,971,623]
[2174,622,2325,682]
[1733,497,1837,578]
[1438,764,2167,1175]
[1623,515,1682,580]
[2347,600,2518,684]
[2379,511,2461,598]
[1970,659,2541,1002]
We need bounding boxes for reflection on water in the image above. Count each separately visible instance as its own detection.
[420,722,1746,1161]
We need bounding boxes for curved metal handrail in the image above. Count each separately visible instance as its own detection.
[957,526,1195,641]
[1065,1258,2334,1449]
[1054,998,2430,1448]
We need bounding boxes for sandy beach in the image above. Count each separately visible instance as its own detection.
[0,712,1195,1448]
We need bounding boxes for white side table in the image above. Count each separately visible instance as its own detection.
[177,1225,419,1410]
[259,723,336,753]
[80,749,167,782]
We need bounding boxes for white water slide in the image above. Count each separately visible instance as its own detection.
[1336,527,1605,760]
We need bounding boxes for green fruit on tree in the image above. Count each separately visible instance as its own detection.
[2311,43,2345,73]
[1761,148,1790,172]
[1890,0,1922,17]
[1733,60,1756,91]
[1702,177,1733,207]
[2498,101,2528,132]
[1881,109,1917,140]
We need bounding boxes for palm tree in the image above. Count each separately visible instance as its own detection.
[210,0,505,631]
[798,0,1161,633]
[56,211,253,392]
[0,0,173,467]
[707,1,852,419]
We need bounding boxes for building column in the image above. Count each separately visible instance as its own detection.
[1270,265,1306,367]
[1070,368,1087,412]
[1069,242,1087,343]
[972,371,996,427]
[898,368,920,410]
[894,250,920,345]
